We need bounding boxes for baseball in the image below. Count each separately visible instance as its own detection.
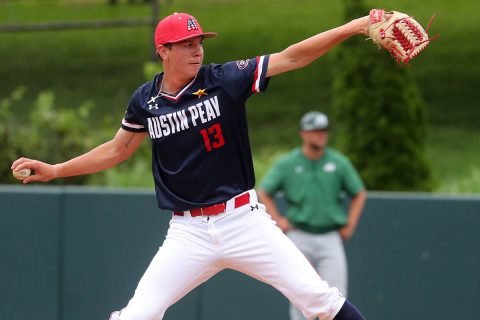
[13,168,31,180]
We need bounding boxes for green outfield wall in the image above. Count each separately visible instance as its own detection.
[0,186,479,320]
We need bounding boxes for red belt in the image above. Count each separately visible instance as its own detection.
[173,192,250,217]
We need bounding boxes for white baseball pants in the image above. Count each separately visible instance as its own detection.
[110,190,345,320]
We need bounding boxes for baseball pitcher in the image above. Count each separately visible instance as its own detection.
[12,9,435,320]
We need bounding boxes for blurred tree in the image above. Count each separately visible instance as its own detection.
[1,84,155,187]
[1,87,98,185]
[331,0,431,191]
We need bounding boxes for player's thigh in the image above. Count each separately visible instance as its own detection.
[225,212,342,319]
[230,220,324,292]
[119,221,221,319]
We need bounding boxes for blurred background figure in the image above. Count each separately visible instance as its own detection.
[258,111,367,320]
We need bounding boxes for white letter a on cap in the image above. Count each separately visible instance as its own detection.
[187,19,198,31]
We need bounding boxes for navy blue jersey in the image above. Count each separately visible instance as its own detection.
[122,55,270,210]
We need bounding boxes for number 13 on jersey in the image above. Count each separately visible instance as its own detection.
[199,123,225,152]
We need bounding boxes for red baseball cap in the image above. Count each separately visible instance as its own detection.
[154,12,217,46]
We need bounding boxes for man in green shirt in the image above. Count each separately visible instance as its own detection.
[257,111,367,320]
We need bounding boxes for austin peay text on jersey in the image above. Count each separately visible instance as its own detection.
[147,95,220,139]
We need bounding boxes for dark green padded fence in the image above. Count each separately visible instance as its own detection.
[0,186,478,320]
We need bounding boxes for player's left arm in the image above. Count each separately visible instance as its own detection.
[339,190,367,240]
[266,16,369,77]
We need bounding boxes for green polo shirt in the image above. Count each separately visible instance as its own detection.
[260,147,364,234]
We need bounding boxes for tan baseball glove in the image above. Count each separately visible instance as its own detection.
[367,9,438,64]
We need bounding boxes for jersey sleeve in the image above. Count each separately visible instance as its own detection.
[217,55,271,101]
[341,158,365,196]
[121,89,146,133]
[259,158,287,196]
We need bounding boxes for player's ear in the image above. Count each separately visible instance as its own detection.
[156,45,166,61]
[157,44,171,61]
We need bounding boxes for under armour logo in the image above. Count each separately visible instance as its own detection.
[187,18,198,31]
[148,104,158,110]
[250,204,259,211]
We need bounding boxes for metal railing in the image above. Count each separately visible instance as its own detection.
[0,0,159,33]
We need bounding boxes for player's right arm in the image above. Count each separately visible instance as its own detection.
[11,128,147,184]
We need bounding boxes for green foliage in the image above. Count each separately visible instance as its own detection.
[0,85,156,186]
[144,61,163,80]
[89,154,154,189]
[0,0,478,192]
[331,0,431,191]
[0,87,26,183]
[1,87,98,184]
[425,126,480,193]
[436,167,480,194]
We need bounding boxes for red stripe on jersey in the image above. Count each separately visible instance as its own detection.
[252,56,260,93]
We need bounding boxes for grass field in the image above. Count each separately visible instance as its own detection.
[1,0,479,193]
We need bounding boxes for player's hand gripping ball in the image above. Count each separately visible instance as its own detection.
[13,168,31,180]
[367,9,439,64]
